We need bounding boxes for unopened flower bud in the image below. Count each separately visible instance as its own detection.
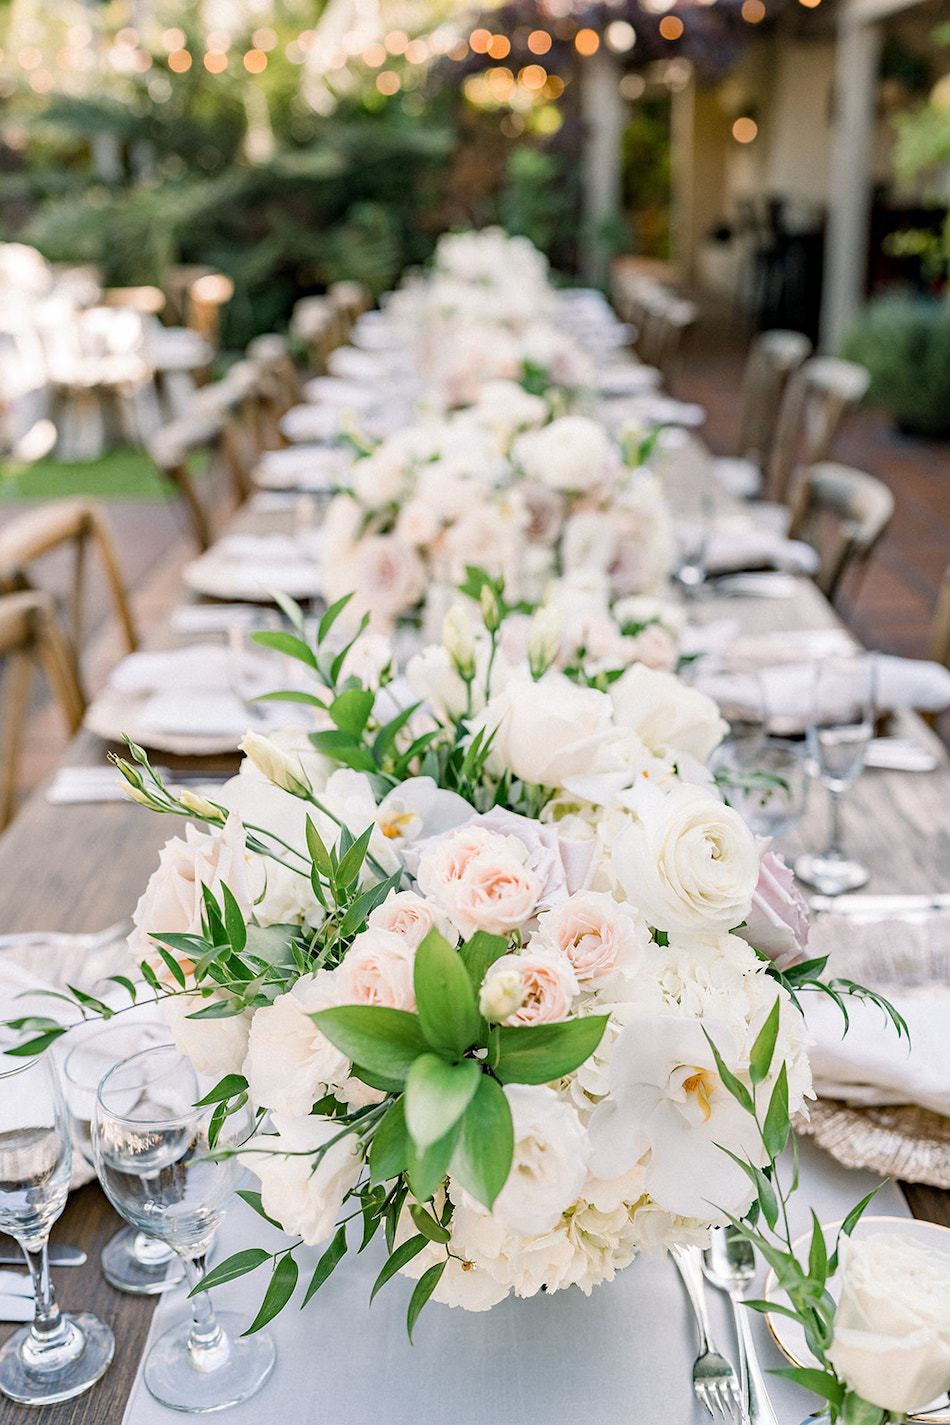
[442,604,477,681]
[179,790,226,822]
[480,583,501,634]
[527,604,564,680]
[478,968,525,1022]
[121,783,155,808]
[239,731,309,795]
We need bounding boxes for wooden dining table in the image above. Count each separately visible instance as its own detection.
[1,441,950,1424]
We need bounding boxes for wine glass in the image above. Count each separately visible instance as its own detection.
[63,1022,185,1294]
[711,736,808,842]
[93,1045,275,1413]
[0,1051,114,1405]
[795,655,876,895]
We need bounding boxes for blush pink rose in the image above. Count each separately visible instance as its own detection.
[335,927,417,1009]
[736,837,810,971]
[535,892,647,985]
[415,826,542,938]
[367,891,454,949]
[484,949,579,1025]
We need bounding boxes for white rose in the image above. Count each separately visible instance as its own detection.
[128,813,262,978]
[610,663,728,762]
[243,972,350,1116]
[513,416,613,493]
[612,782,759,932]
[472,674,618,790]
[161,993,251,1079]
[349,535,428,631]
[828,1232,950,1415]
[464,1084,589,1238]
[244,1112,363,1246]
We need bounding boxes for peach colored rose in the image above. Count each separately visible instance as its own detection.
[534,892,647,985]
[415,826,542,938]
[367,891,454,949]
[335,927,417,1010]
[484,949,579,1025]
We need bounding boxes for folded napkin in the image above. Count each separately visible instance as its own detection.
[254,444,353,491]
[807,986,950,1117]
[696,654,950,722]
[699,517,821,576]
[709,456,762,499]
[138,690,251,737]
[280,404,340,443]
[109,644,235,695]
[600,394,707,430]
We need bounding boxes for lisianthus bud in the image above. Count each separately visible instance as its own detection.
[479,968,525,1022]
[239,731,309,795]
[442,604,476,681]
[527,604,564,680]
[121,783,155,808]
[480,583,502,634]
[179,790,227,822]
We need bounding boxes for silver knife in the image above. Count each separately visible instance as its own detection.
[0,1245,87,1267]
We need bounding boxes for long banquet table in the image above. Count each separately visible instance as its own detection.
[2,440,950,1424]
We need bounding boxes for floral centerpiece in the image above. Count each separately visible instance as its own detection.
[11,578,899,1347]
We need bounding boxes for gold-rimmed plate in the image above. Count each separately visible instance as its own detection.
[763,1215,950,1423]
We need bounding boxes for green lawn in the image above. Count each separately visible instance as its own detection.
[1,448,209,503]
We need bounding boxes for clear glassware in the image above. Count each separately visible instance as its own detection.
[795,655,877,895]
[711,736,809,841]
[93,1045,275,1413]
[0,1051,114,1405]
[63,1022,184,1295]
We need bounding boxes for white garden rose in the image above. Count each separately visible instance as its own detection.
[161,993,252,1079]
[128,813,262,977]
[612,782,759,933]
[471,673,618,790]
[333,927,417,1010]
[512,416,613,493]
[828,1232,950,1415]
[243,971,350,1116]
[610,663,728,762]
[245,1112,363,1246]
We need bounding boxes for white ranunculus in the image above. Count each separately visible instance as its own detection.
[472,673,618,791]
[245,1112,363,1246]
[610,663,728,762]
[513,416,613,493]
[612,782,759,933]
[828,1232,950,1415]
[243,971,351,1116]
[587,1015,764,1220]
[128,813,263,977]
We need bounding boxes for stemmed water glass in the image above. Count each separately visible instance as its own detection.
[93,1044,275,1413]
[795,654,877,895]
[711,736,809,842]
[63,1021,185,1295]
[0,1051,114,1405]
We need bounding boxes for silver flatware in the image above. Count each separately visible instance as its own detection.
[0,918,132,952]
[0,1244,86,1267]
[671,1243,741,1419]
[864,738,939,773]
[703,1228,780,1425]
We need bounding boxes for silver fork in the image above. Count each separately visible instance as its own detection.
[0,918,133,952]
[671,1243,742,1419]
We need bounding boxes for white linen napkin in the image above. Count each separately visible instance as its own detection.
[806,987,950,1116]
[695,654,950,722]
[700,517,821,576]
[109,644,235,695]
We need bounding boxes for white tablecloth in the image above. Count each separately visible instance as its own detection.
[121,1137,908,1425]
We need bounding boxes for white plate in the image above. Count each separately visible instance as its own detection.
[764,1215,950,1422]
[182,535,324,603]
[84,684,243,755]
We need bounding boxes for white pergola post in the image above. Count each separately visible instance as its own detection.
[580,47,625,286]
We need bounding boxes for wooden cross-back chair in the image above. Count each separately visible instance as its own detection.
[787,462,895,605]
[765,356,871,505]
[0,498,137,694]
[327,281,373,346]
[735,329,812,467]
[928,562,950,670]
[0,590,85,829]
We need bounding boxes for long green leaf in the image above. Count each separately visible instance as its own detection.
[413,930,483,1058]
[407,1261,446,1343]
[405,1055,481,1152]
[368,1096,411,1184]
[406,1119,461,1202]
[448,1074,513,1211]
[309,730,377,773]
[318,592,354,645]
[330,688,375,740]
[242,1254,298,1335]
[749,998,781,1085]
[305,817,333,879]
[370,1234,428,1303]
[762,1062,789,1159]
[458,931,508,994]
[189,1248,270,1296]
[409,1203,451,1245]
[493,1015,608,1085]
[194,1074,248,1107]
[222,884,247,955]
[252,629,318,670]
[301,1225,347,1307]
[703,1030,754,1114]
[311,1006,429,1083]
[336,825,374,889]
